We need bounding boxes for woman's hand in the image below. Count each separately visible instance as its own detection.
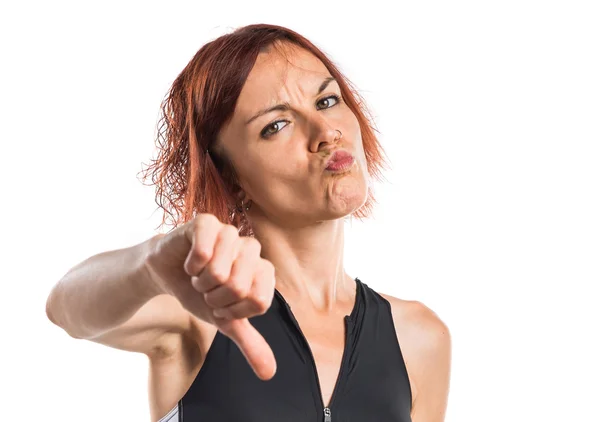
[146,213,277,380]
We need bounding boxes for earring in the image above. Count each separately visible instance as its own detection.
[236,199,252,213]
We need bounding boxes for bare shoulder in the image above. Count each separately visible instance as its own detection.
[379,294,450,349]
[379,293,451,421]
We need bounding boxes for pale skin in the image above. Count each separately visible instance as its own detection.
[46,41,451,421]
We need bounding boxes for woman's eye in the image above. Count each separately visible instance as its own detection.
[261,120,289,138]
[260,95,341,139]
[316,94,340,110]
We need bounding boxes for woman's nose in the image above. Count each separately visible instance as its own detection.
[309,123,342,153]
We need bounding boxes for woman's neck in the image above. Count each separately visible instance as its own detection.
[251,217,354,312]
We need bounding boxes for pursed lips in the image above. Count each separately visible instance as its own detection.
[325,150,355,171]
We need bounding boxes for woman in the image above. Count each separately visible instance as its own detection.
[46,23,451,421]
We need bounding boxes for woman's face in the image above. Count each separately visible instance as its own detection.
[218,42,369,227]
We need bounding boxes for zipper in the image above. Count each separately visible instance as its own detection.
[326,316,351,411]
[277,291,353,422]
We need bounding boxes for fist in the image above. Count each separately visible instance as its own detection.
[147,213,277,380]
[185,222,275,322]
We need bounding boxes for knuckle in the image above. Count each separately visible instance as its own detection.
[207,263,229,283]
[252,293,272,314]
[227,278,249,299]
[242,237,262,253]
[261,259,275,275]
[254,300,270,314]
[192,244,212,262]
[196,213,219,227]
[192,215,205,232]
[221,224,240,239]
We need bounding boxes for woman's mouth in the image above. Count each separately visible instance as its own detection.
[325,150,355,172]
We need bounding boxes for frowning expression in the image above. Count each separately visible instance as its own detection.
[218,41,369,226]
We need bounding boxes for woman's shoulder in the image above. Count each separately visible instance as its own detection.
[378,293,448,336]
[378,291,451,413]
[378,292,450,358]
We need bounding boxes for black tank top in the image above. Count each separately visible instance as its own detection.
[162,277,412,421]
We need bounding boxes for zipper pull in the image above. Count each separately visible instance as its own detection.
[324,407,332,422]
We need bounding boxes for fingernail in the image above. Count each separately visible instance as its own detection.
[213,309,227,319]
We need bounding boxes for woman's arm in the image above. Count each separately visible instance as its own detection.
[45,234,192,358]
[46,213,278,380]
[384,295,452,422]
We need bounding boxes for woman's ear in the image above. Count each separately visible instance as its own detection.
[231,182,251,205]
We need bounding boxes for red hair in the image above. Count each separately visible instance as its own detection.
[140,23,390,236]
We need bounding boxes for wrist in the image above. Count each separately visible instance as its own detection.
[135,233,169,298]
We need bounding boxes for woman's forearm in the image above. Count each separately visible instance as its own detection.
[46,235,164,340]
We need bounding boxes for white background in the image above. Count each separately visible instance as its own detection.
[1,1,599,421]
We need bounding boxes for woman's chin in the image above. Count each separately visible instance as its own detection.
[325,187,368,219]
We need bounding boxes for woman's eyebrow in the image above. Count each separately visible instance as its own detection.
[245,76,337,125]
